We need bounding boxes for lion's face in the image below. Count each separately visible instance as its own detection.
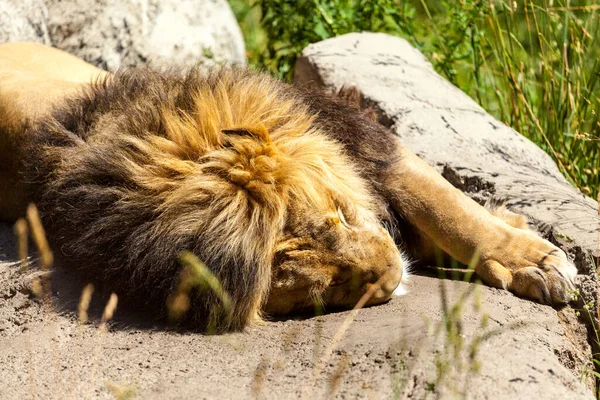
[264,193,404,315]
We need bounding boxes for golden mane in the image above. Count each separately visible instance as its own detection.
[24,68,379,331]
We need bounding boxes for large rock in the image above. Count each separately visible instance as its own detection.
[0,236,593,398]
[294,32,600,397]
[0,0,246,71]
[0,0,50,44]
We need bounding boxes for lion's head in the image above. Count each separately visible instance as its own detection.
[24,67,406,332]
[265,189,405,314]
[260,130,405,315]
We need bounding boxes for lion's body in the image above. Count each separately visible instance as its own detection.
[0,43,578,332]
[0,42,108,220]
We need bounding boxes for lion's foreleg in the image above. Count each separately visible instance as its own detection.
[384,144,576,305]
[385,145,504,266]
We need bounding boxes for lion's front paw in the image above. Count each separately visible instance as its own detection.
[476,232,577,306]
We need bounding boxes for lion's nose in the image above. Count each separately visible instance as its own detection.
[365,261,403,304]
[367,285,391,302]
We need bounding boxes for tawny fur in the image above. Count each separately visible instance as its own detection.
[485,201,531,231]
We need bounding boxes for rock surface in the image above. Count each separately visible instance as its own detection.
[0,0,245,71]
[0,221,593,399]
[294,33,599,268]
[0,0,50,44]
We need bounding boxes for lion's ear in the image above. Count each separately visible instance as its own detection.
[335,86,378,123]
[222,123,271,144]
[336,86,362,108]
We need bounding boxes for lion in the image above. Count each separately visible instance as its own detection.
[0,42,577,332]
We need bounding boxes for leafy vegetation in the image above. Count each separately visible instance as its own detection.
[229,0,599,198]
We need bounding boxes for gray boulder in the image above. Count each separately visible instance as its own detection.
[0,0,246,71]
[0,256,594,399]
[0,0,50,44]
[45,0,246,71]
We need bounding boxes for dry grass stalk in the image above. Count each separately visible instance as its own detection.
[13,218,28,269]
[105,381,137,400]
[100,293,118,332]
[78,283,95,325]
[166,266,194,321]
[327,352,350,397]
[301,272,392,398]
[24,204,54,302]
[26,203,53,269]
[29,277,44,298]
[251,359,268,398]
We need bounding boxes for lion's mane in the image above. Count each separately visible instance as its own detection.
[23,68,380,332]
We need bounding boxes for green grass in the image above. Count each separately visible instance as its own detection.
[228,0,599,198]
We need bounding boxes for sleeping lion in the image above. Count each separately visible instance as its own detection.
[0,42,577,332]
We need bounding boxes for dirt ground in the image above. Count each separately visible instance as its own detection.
[0,221,595,400]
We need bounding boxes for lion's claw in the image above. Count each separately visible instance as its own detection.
[512,265,574,305]
[476,238,577,306]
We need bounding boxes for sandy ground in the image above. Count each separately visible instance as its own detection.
[0,221,595,400]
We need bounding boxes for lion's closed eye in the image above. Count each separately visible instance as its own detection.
[337,206,351,228]
[337,201,361,226]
